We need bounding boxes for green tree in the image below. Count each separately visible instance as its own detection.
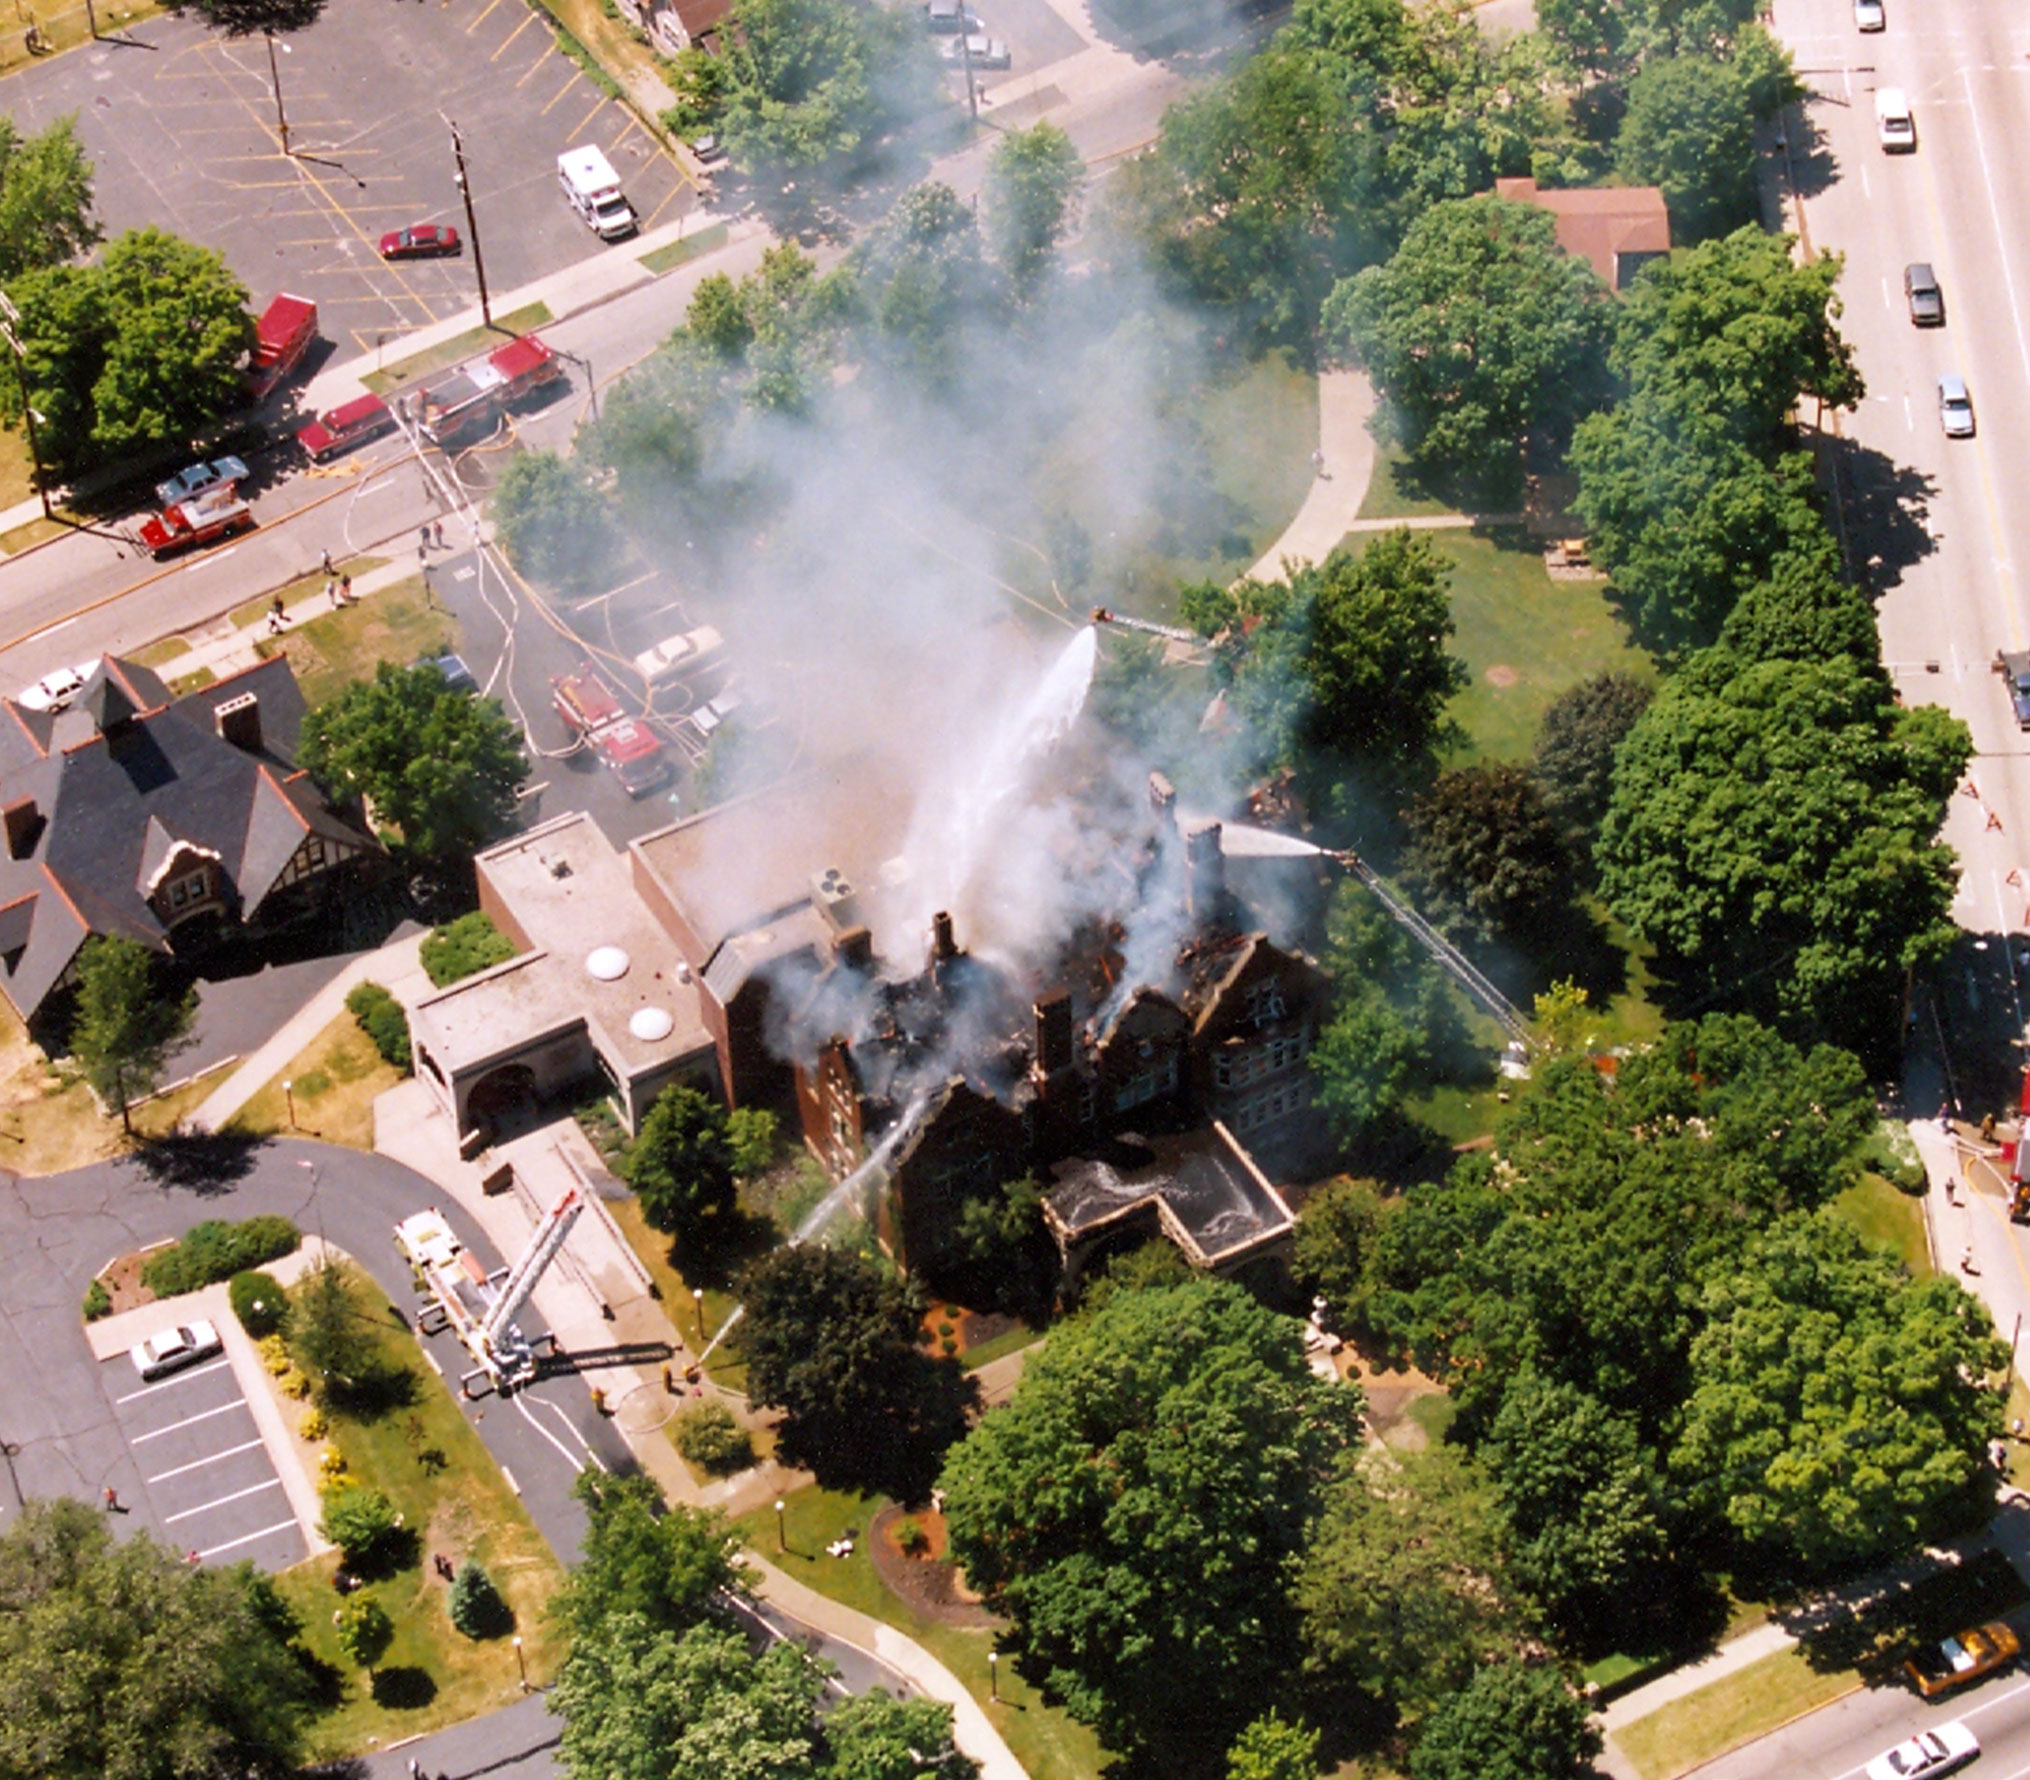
[738,1245,975,1500]
[1323,196,1609,490]
[291,1257,383,1406]
[984,123,1083,292]
[1297,1446,1525,1721]
[319,1485,401,1571]
[629,1082,738,1245]
[554,1614,826,1780]
[1291,1177,1386,1333]
[300,662,527,861]
[1481,1371,1669,1628]
[0,115,101,281]
[688,271,756,359]
[1299,528,1465,763]
[1599,653,1968,1045]
[1530,671,1653,849]
[728,1106,779,1176]
[940,1276,1363,1770]
[1402,763,1576,949]
[558,1470,743,1642]
[67,934,196,1133]
[447,1559,513,1638]
[849,183,995,388]
[334,1592,393,1677]
[0,1496,315,1780]
[1226,1710,1320,1780]
[491,449,619,598]
[822,1690,978,1780]
[1675,1215,2007,1570]
[1407,1661,1601,1780]
[163,0,326,31]
[1615,55,1761,242]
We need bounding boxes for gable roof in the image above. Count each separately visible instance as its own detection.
[0,653,377,1021]
[1493,176,1671,289]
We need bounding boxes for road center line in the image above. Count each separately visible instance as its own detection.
[146,1438,265,1484]
[129,1399,253,1443]
[166,1477,283,1524]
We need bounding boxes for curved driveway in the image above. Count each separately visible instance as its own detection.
[0,1136,627,1561]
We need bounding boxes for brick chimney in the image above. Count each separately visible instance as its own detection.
[214,691,261,752]
[2,798,39,860]
[1184,820,1225,924]
[834,925,874,972]
[931,910,957,964]
[1033,988,1074,1078]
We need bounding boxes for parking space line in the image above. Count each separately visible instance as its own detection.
[130,1400,252,1444]
[642,184,688,229]
[114,1358,230,1405]
[147,1438,266,1484]
[166,1477,283,1524]
[491,9,541,59]
[518,49,560,89]
[198,1518,300,1560]
[570,94,607,138]
[467,0,512,30]
[540,71,587,115]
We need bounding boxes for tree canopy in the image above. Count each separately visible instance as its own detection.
[1530,671,1653,849]
[491,449,620,598]
[984,124,1083,293]
[1614,54,1761,242]
[0,115,100,283]
[0,1496,315,1780]
[1324,195,1609,491]
[1674,1215,2006,1570]
[629,1082,738,1246]
[557,1470,744,1642]
[1598,651,1968,1045]
[67,934,196,1132]
[1401,762,1576,949]
[940,1275,1362,1770]
[1406,1660,1601,1780]
[300,661,527,861]
[736,1244,975,1501]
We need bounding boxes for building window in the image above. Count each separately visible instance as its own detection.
[1230,1079,1311,1134]
[1243,982,1287,1030]
[1116,1053,1178,1111]
[164,868,209,912]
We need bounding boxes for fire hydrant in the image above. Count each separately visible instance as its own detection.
[590,1386,608,1416]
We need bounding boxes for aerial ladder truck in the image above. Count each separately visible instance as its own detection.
[395,1189,585,1396]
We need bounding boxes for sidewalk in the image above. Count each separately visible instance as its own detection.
[1243,369,1377,583]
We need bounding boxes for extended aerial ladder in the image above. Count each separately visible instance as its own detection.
[1090,606,1202,646]
[396,1188,585,1396]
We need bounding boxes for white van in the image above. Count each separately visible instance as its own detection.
[558,145,637,240]
[632,624,724,686]
[1875,87,1915,152]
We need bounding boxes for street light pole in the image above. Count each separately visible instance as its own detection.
[447,120,493,330]
[264,31,292,158]
[988,1651,998,1702]
[0,295,51,521]
[774,1498,786,1552]
[513,1634,527,1692]
[282,1079,296,1129]
[693,1287,705,1342]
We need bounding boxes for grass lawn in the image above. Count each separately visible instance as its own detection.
[365,305,553,395]
[226,1015,404,1150]
[254,577,457,707]
[1615,1646,1861,1780]
[0,1,160,76]
[641,221,731,275]
[606,1194,751,1393]
[1831,1172,1931,1276]
[1356,442,1455,521]
[1202,350,1319,569]
[274,1270,569,1758]
[226,555,383,631]
[733,1486,1108,1780]
[959,1321,1042,1371]
[1435,526,1652,764]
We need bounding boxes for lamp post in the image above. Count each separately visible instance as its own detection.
[513,1634,527,1692]
[774,1497,786,1552]
[988,1651,998,1702]
[692,1287,705,1341]
[263,30,292,158]
[282,1079,296,1129]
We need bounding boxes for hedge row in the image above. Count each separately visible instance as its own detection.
[141,1215,300,1298]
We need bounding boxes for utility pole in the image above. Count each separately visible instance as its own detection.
[960,28,978,123]
[448,120,493,330]
[264,30,292,158]
[0,293,51,521]
[84,0,99,38]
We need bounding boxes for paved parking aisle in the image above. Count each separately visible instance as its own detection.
[105,1350,304,1569]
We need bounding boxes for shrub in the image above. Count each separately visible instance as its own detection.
[448,1559,514,1638]
[82,1279,110,1321]
[673,1400,754,1475]
[345,981,412,1072]
[299,1405,329,1442]
[420,912,517,988]
[141,1215,300,1297]
[258,1333,291,1373]
[319,1449,351,1483]
[896,1516,930,1556]
[229,1269,288,1337]
[279,1366,311,1400]
[320,1482,400,1567]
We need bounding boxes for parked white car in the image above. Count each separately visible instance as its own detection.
[129,1319,224,1382]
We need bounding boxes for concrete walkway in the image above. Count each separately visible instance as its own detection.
[1243,369,1378,583]
[189,929,427,1133]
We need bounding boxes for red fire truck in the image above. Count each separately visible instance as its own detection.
[409,334,568,450]
[245,293,318,401]
[552,664,672,798]
[137,483,255,559]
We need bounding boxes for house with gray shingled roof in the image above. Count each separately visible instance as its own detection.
[0,653,379,1027]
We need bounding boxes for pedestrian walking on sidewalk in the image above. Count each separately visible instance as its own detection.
[322,578,336,607]
[339,573,353,605]
[103,1485,120,1513]
[320,548,334,576]
[432,520,446,549]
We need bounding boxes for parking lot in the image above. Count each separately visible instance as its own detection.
[104,1341,305,1570]
[0,0,696,357]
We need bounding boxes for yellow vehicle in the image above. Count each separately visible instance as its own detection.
[1904,1623,2021,1698]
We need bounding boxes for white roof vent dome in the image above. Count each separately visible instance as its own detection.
[630,1006,675,1042]
[586,945,631,981]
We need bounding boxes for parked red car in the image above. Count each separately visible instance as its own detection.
[379,224,461,261]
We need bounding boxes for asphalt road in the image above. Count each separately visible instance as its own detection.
[0,1,695,355]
